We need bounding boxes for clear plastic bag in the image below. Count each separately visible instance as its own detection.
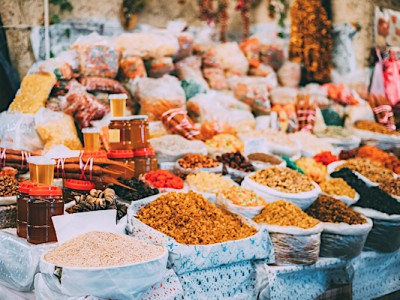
[136,75,186,121]
[319,217,373,259]
[175,56,209,91]
[202,68,228,90]
[215,42,249,75]
[72,33,119,78]
[264,224,323,265]
[277,61,301,88]
[35,108,82,150]
[0,112,43,152]
[79,77,129,95]
[64,81,110,129]
[259,44,285,71]
[145,57,174,78]
[118,53,147,81]
[175,32,195,61]
[240,37,261,68]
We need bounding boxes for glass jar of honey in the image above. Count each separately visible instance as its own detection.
[131,115,150,150]
[107,150,135,179]
[17,181,36,238]
[27,185,64,244]
[133,147,158,177]
[108,116,135,150]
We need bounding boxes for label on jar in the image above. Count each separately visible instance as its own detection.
[109,129,121,143]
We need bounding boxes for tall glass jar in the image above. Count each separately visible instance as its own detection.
[17,181,35,238]
[27,185,64,244]
[131,115,150,149]
[108,116,136,150]
[134,147,158,177]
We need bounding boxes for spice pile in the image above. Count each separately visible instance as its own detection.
[144,170,184,189]
[216,152,255,172]
[356,145,400,174]
[44,231,164,268]
[354,120,400,136]
[137,191,257,244]
[313,151,338,166]
[379,178,400,197]
[296,158,327,183]
[0,176,19,197]
[220,186,265,207]
[186,172,233,193]
[306,195,366,225]
[319,178,356,199]
[335,158,394,184]
[253,200,320,229]
[250,167,315,193]
[331,168,400,215]
[247,153,282,165]
[113,178,159,201]
[178,154,219,169]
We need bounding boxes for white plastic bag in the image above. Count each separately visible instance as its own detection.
[263,223,323,265]
[319,217,373,258]
[215,42,249,75]
[0,112,43,152]
[126,194,274,275]
[353,207,400,253]
[241,174,321,210]
[174,162,223,179]
[215,193,264,219]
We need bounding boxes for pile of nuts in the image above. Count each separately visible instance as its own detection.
[247,153,282,165]
[296,158,327,184]
[0,176,19,197]
[319,178,356,199]
[253,200,320,229]
[216,152,255,172]
[137,191,257,244]
[186,172,234,193]
[335,158,394,184]
[178,154,219,169]
[306,195,366,225]
[250,167,315,193]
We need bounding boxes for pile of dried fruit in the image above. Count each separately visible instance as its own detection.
[306,195,366,225]
[66,188,127,220]
[339,148,358,160]
[253,200,320,229]
[216,152,255,172]
[313,151,338,166]
[144,170,184,189]
[247,153,282,165]
[319,178,356,199]
[44,231,164,267]
[356,145,400,174]
[205,134,244,153]
[178,153,219,169]
[354,120,400,136]
[296,157,327,183]
[0,176,19,197]
[186,172,234,193]
[220,186,265,207]
[250,167,315,193]
[137,191,257,244]
[113,177,159,201]
[335,158,394,184]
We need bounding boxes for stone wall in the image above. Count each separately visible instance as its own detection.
[1,0,400,78]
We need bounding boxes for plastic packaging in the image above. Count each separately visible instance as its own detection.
[277,62,301,88]
[319,217,373,259]
[174,161,223,178]
[38,244,168,300]
[0,112,43,152]
[240,37,261,68]
[64,81,110,129]
[259,44,285,71]
[353,207,400,253]
[136,75,186,121]
[127,194,274,275]
[241,174,321,210]
[35,108,82,151]
[263,223,323,265]
[215,42,249,75]
[175,56,209,91]
[215,192,264,219]
[119,53,147,81]
[202,68,228,90]
[175,31,195,61]
[79,77,129,96]
[150,135,208,163]
[145,57,174,78]
[161,108,202,140]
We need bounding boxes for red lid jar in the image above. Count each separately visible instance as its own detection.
[133,147,158,177]
[107,150,135,179]
[17,181,36,238]
[63,179,95,204]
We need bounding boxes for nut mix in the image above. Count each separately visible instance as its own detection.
[178,153,219,169]
[250,167,315,193]
[216,152,255,172]
[306,195,366,225]
[137,191,257,245]
[296,158,327,184]
[319,178,356,199]
[186,171,234,193]
[44,231,164,268]
[0,176,19,197]
[354,120,400,136]
[335,158,394,184]
[205,134,244,153]
[220,186,266,207]
[247,153,282,165]
[253,200,320,229]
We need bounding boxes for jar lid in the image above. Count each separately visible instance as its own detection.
[107,149,134,159]
[18,181,35,194]
[81,150,108,159]
[110,116,136,121]
[108,93,128,100]
[29,185,62,196]
[134,147,155,157]
[64,179,95,191]
[130,115,148,121]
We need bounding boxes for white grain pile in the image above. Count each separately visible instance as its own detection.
[44,231,164,268]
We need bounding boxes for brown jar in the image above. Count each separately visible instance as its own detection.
[27,185,64,244]
[108,116,135,150]
[107,150,135,179]
[17,181,36,238]
[134,147,158,177]
[63,179,95,204]
[131,115,150,150]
